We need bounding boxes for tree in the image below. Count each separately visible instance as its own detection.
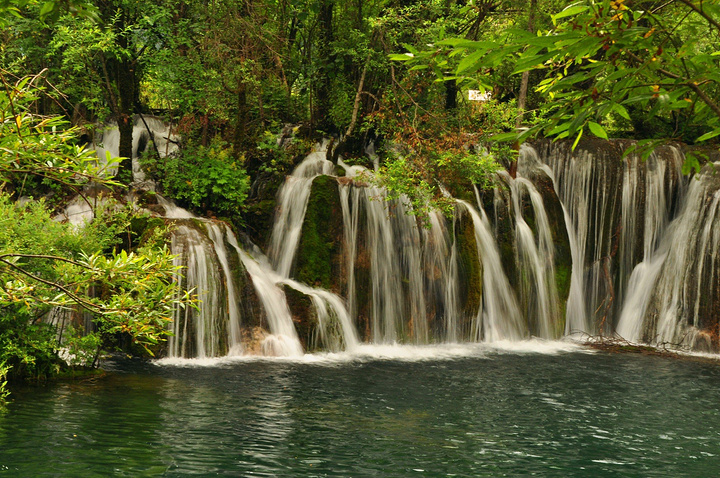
[439,0,720,165]
[0,72,193,401]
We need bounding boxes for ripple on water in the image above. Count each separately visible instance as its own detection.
[1,347,719,477]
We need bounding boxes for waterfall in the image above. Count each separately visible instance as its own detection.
[268,142,336,277]
[231,228,360,355]
[159,137,720,357]
[338,179,463,343]
[624,166,720,348]
[539,145,616,334]
[424,211,461,342]
[92,116,179,183]
[535,141,687,336]
[339,184,361,322]
[206,223,243,355]
[168,225,225,358]
[359,185,414,342]
[616,149,686,341]
[499,171,560,338]
[230,240,304,357]
[457,198,524,342]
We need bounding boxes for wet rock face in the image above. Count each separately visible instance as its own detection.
[282,284,317,351]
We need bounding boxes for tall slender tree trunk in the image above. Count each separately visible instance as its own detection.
[511,0,537,179]
[117,57,135,181]
[445,79,458,110]
[516,0,536,130]
[114,7,137,183]
[315,0,334,130]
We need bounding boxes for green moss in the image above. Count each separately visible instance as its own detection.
[294,175,344,291]
[455,212,482,337]
[243,198,277,249]
[54,368,107,381]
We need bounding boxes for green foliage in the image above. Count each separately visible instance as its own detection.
[61,326,102,367]
[434,146,504,191]
[414,0,720,160]
[373,153,454,225]
[0,72,120,193]
[0,313,59,382]
[142,135,250,216]
[255,131,299,177]
[0,360,9,407]
[0,194,187,363]
[47,13,123,121]
[0,74,193,395]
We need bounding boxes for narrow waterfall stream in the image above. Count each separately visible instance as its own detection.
[268,142,336,277]
[457,199,524,341]
[160,140,720,358]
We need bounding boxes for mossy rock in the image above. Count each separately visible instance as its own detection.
[487,185,519,293]
[294,175,345,292]
[243,198,277,250]
[454,211,482,338]
[353,200,372,341]
[282,285,318,351]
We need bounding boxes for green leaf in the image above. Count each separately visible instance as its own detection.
[401,43,419,55]
[552,5,589,23]
[612,103,631,120]
[572,127,584,150]
[456,50,486,75]
[588,121,608,139]
[695,128,720,142]
[682,155,701,175]
[388,53,415,61]
[39,1,55,17]
[489,132,519,142]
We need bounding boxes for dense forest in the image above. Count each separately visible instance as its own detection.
[1,0,720,401]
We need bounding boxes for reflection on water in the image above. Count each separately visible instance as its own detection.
[1,344,720,477]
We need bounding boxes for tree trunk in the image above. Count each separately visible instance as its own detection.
[114,6,137,183]
[445,78,458,110]
[315,0,334,130]
[511,0,536,179]
[515,0,536,130]
[234,80,250,149]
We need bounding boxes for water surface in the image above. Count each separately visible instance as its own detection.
[1,342,719,477]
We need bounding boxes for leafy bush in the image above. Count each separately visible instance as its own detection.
[143,136,251,216]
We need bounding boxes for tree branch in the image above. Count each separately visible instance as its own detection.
[675,0,720,34]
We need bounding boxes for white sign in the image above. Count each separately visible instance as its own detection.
[468,90,492,102]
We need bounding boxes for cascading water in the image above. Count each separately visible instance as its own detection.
[457,198,525,341]
[535,141,687,336]
[621,164,720,348]
[338,178,464,343]
[424,211,461,342]
[206,223,243,355]
[269,142,336,277]
[168,224,225,358]
[230,241,304,357]
[616,149,687,341]
[158,137,720,357]
[501,171,560,338]
[93,116,179,183]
